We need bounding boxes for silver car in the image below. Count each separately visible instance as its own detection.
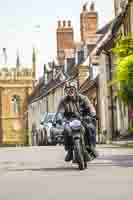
[40,112,56,145]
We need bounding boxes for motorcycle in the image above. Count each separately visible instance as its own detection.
[67,119,87,170]
[55,113,97,170]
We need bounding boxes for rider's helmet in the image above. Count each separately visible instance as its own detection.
[64,81,77,97]
[64,80,77,90]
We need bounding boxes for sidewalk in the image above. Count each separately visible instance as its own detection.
[97,133,133,147]
[112,140,133,145]
[112,134,133,146]
[96,140,133,149]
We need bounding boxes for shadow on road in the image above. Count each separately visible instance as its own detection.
[9,166,79,172]
[91,154,133,168]
[2,154,133,172]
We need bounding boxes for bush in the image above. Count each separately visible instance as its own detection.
[128,128,133,135]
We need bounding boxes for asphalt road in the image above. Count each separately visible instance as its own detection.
[0,145,133,200]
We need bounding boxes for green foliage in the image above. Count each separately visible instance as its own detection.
[116,55,133,104]
[128,128,133,135]
[112,34,133,59]
[110,34,133,105]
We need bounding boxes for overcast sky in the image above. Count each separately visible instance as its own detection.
[0,0,114,78]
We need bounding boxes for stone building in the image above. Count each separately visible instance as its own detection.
[27,1,110,145]
[86,0,133,142]
[0,49,36,145]
[27,63,67,145]
[114,0,133,32]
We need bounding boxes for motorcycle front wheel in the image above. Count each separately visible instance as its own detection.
[74,139,85,170]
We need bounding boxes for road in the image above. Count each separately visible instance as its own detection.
[0,145,133,200]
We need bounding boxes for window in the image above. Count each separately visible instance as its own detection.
[11,95,20,113]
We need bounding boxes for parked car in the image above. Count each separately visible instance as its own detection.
[50,114,64,145]
[39,112,56,145]
[34,112,64,146]
[32,112,47,146]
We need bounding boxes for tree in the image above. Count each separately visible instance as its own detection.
[111,34,133,105]
[112,34,133,59]
[117,55,133,104]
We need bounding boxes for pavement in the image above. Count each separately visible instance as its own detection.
[0,145,133,200]
[112,140,133,145]
[112,134,133,145]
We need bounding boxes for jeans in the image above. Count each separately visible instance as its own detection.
[83,121,96,147]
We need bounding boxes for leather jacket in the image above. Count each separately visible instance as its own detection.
[56,93,96,121]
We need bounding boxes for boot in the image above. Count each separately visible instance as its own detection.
[86,145,97,159]
[90,145,99,158]
[84,150,93,162]
[65,149,73,162]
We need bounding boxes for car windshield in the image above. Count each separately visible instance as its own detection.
[44,113,55,123]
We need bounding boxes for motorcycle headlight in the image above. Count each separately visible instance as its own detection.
[69,120,81,129]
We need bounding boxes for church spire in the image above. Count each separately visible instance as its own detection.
[32,47,36,78]
[90,1,95,11]
[2,48,7,65]
[83,1,89,11]
[16,50,20,68]
[16,50,20,76]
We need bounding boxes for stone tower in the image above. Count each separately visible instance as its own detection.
[80,1,98,42]
[56,20,74,65]
[0,51,35,145]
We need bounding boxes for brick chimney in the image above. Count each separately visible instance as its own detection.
[80,1,98,42]
[56,20,74,65]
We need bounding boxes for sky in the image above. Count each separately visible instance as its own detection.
[0,0,114,78]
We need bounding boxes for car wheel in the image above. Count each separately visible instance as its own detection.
[50,129,56,146]
[43,130,48,146]
[40,130,43,146]
[39,130,42,146]
[41,129,46,145]
[32,131,36,146]
[36,131,39,146]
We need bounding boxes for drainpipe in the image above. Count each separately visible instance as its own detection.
[96,76,101,144]
[46,96,48,113]
[107,52,115,141]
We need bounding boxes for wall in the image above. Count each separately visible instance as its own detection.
[28,82,65,145]
[98,53,112,141]
[0,83,32,144]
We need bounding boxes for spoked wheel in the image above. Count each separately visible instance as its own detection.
[78,161,84,170]
[84,160,87,169]
[83,151,88,169]
[74,139,85,170]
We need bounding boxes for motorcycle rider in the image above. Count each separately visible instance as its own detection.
[56,80,97,162]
